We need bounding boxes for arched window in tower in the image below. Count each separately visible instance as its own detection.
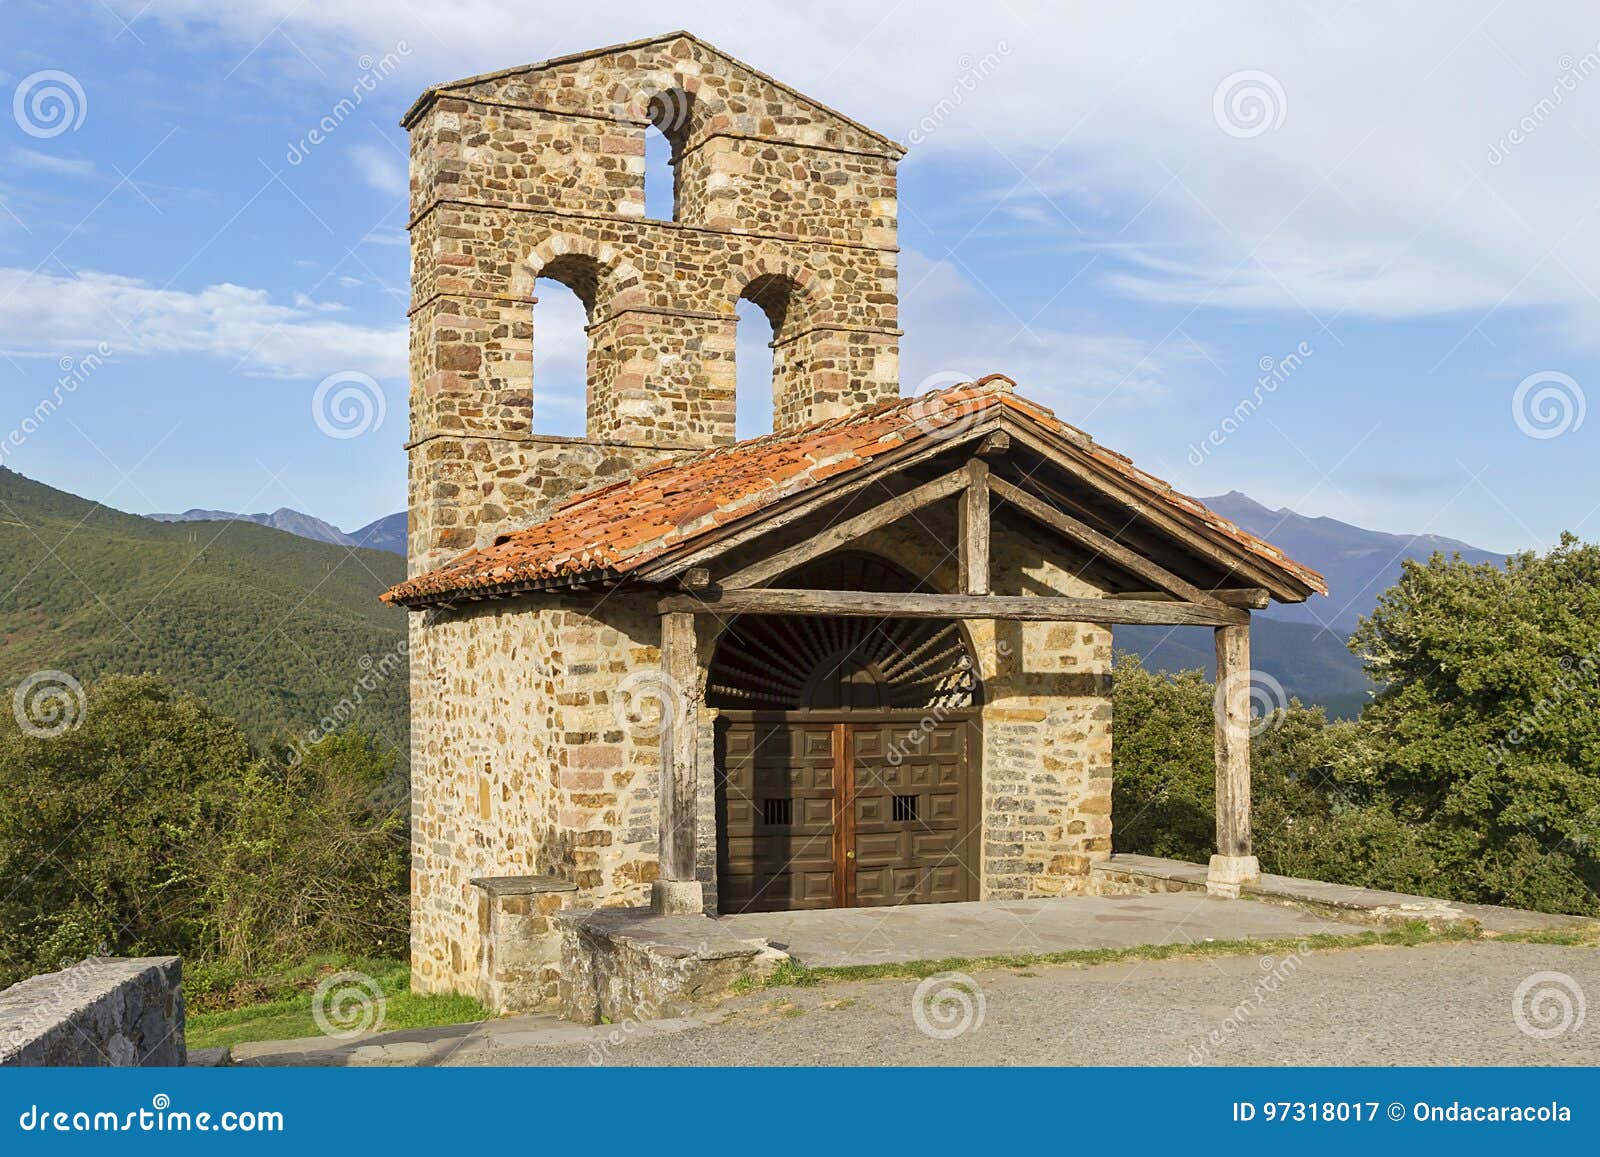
[736,274,799,438]
[532,254,601,438]
[643,88,692,222]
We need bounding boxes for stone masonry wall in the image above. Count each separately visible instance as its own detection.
[409,590,719,1000]
[0,957,184,1067]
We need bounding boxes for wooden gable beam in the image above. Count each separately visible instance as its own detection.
[988,475,1224,607]
[659,587,1248,627]
[1000,420,1301,601]
[718,468,968,589]
[1111,587,1270,609]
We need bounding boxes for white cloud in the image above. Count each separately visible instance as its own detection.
[349,142,408,196]
[130,0,1600,341]
[0,267,404,379]
[8,147,97,180]
[899,250,1192,416]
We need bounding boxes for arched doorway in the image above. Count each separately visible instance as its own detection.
[708,554,983,912]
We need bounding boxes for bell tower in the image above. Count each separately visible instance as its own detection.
[402,32,905,574]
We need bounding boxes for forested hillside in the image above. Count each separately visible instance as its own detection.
[0,469,408,760]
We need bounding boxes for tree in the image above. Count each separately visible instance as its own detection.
[1352,537,1600,913]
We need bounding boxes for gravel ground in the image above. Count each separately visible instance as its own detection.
[460,941,1599,1067]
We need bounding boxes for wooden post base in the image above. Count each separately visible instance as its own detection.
[1206,853,1261,898]
[650,879,705,916]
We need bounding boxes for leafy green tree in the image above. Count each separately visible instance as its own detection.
[1352,536,1600,913]
[1110,653,1441,896]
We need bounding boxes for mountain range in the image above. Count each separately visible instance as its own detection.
[149,508,407,554]
[1115,491,1506,718]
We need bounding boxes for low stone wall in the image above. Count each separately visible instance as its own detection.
[472,875,577,1013]
[0,957,185,1067]
[555,909,783,1025]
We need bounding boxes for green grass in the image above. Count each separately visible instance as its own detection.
[733,920,1478,993]
[185,956,490,1051]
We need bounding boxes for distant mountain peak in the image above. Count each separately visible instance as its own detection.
[147,507,356,548]
[1197,491,1501,633]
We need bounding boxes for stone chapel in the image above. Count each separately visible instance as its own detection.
[383,31,1326,1010]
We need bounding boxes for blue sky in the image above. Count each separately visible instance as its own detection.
[2,1,1599,552]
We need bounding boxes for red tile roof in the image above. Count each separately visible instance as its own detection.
[382,376,1328,606]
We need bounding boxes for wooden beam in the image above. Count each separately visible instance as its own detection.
[959,459,990,596]
[1213,621,1253,860]
[680,567,712,591]
[719,469,967,590]
[1111,587,1271,609]
[657,611,698,885]
[989,475,1223,607]
[979,430,1011,457]
[660,587,1248,626]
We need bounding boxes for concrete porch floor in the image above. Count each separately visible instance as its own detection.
[712,854,1594,968]
[716,893,1341,968]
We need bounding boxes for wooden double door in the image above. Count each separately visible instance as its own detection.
[716,713,979,913]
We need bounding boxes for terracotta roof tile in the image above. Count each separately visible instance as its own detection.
[382,377,1328,606]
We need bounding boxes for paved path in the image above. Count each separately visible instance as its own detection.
[471,941,1600,1067]
[719,893,1359,968]
[235,940,1599,1067]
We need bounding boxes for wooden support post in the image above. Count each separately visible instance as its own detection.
[651,611,703,915]
[1208,620,1260,896]
[959,459,990,596]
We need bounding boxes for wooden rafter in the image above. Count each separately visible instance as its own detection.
[635,418,1002,582]
[988,475,1223,607]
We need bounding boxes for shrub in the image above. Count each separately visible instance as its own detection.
[0,675,405,988]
